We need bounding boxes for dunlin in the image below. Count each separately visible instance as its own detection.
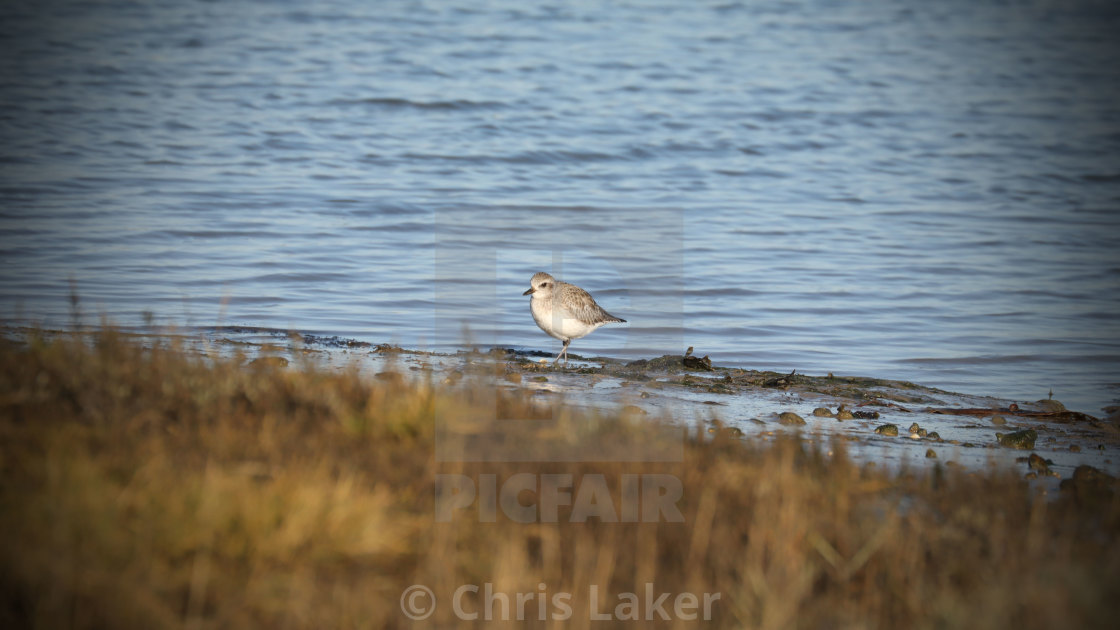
[522,272,625,363]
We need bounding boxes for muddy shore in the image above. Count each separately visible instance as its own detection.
[201,326,1120,488]
[9,325,1119,488]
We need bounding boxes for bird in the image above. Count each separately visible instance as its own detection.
[522,272,626,364]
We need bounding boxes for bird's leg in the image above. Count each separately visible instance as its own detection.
[553,338,571,364]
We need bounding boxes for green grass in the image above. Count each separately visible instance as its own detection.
[0,330,1117,628]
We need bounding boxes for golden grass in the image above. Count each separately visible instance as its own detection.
[1,330,1118,629]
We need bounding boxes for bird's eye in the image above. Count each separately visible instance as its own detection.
[542,282,550,287]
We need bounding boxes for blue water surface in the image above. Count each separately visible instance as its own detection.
[2,0,1119,411]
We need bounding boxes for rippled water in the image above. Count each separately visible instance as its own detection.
[2,0,1120,412]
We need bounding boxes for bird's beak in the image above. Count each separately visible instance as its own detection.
[523,287,536,295]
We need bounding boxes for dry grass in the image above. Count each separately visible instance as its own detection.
[1,330,1118,629]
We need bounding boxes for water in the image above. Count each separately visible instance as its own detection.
[2,0,1120,413]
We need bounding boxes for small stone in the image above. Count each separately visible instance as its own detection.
[812,407,834,417]
[918,428,928,437]
[779,412,806,426]
[683,353,713,371]
[925,449,937,458]
[990,415,1006,425]
[996,429,1038,449]
[1036,399,1066,412]
[1027,453,1054,471]
[530,376,549,383]
[853,410,879,419]
[874,424,899,436]
[1067,465,1115,483]
[639,391,651,398]
[927,431,941,441]
[908,422,921,433]
[836,409,854,420]
[1070,444,1081,453]
[1059,465,1118,501]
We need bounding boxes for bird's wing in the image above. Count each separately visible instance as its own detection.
[559,283,624,325]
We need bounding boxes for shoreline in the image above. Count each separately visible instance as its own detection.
[2,326,1119,627]
[8,324,1119,481]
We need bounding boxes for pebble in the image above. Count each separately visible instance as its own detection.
[925,449,937,458]
[836,409,854,420]
[996,429,1038,449]
[812,407,834,417]
[779,412,806,426]
[874,424,899,436]
[990,415,1006,425]
[1027,453,1053,471]
[1036,399,1066,412]
[1059,464,1117,495]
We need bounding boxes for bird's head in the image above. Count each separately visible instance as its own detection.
[522,272,555,297]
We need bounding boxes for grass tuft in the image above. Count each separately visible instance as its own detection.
[1,330,1118,628]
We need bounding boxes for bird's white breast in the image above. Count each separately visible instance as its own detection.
[531,295,599,340]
